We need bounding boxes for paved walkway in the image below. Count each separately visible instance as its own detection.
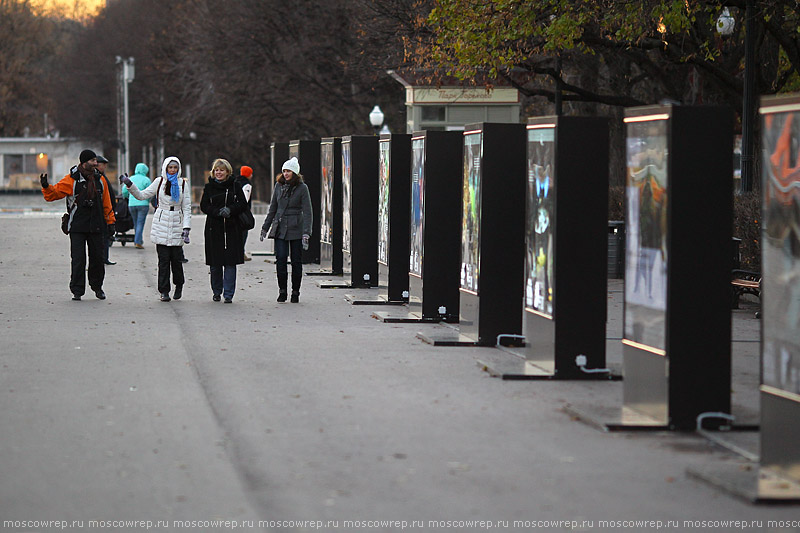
[0,211,795,532]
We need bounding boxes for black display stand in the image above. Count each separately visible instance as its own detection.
[312,137,343,276]
[320,135,378,291]
[688,94,800,502]
[567,105,734,431]
[349,134,412,306]
[478,116,615,376]
[289,139,321,264]
[418,123,526,347]
[373,131,462,324]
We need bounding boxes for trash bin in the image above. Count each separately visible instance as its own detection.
[608,221,625,279]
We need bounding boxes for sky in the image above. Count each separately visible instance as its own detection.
[30,0,105,19]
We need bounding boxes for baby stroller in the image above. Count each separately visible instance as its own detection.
[113,196,135,246]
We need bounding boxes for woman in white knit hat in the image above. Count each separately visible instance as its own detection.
[260,157,313,303]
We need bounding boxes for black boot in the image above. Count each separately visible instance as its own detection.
[291,270,302,303]
[291,270,302,294]
[173,285,183,300]
[277,272,288,302]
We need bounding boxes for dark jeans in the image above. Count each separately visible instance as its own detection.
[274,238,303,292]
[210,265,236,299]
[70,231,104,296]
[156,244,185,294]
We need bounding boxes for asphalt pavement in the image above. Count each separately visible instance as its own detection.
[0,205,796,533]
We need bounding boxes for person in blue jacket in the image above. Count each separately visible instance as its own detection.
[122,163,152,249]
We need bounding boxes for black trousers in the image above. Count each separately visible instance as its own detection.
[70,231,104,296]
[156,244,186,294]
[103,224,111,263]
[274,238,303,292]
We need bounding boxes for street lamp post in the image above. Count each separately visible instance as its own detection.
[369,105,385,135]
[717,3,755,192]
[116,56,135,174]
[741,0,756,192]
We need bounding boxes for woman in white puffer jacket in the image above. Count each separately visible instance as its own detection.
[121,156,191,302]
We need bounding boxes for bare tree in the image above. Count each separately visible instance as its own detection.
[40,0,420,197]
[0,0,61,137]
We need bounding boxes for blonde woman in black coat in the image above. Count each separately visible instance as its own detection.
[260,157,313,302]
[200,158,247,303]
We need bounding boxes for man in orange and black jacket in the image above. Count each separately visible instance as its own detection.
[40,149,116,301]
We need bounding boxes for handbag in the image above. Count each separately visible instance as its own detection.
[237,206,255,230]
[233,189,255,230]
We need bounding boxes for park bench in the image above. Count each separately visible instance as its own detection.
[731,269,761,309]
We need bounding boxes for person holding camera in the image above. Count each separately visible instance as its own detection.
[40,149,116,301]
[260,157,312,303]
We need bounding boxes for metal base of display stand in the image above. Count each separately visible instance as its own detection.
[416,331,478,347]
[371,311,439,324]
[345,294,407,305]
[565,404,757,433]
[316,280,370,289]
[685,421,800,504]
[563,404,670,432]
[306,270,342,276]
[687,464,800,504]
[696,426,760,461]
[477,348,622,381]
[259,256,321,265]
[477,358,554,379]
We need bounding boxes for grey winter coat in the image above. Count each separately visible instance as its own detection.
[262,178,313,240]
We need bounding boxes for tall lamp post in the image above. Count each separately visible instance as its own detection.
[741,0,756,193]
[717,3,755,192]
[115,56,135,175]
[369,105,385,135]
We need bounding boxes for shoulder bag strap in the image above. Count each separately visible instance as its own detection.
[154,177,163,209]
